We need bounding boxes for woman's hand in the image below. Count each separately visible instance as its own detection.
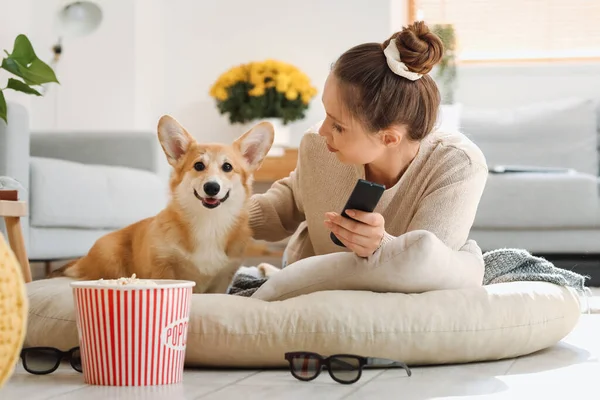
[324,210,386,257]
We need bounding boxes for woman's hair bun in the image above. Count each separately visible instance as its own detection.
[383,21,444,75]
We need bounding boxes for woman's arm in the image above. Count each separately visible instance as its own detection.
[248,137,309,242]
[248,169,305,242]
[382,156,488,250]
[372,157,488,290]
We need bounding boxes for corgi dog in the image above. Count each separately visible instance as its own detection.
[53,115,274,294]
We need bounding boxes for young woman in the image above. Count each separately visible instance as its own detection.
[248,21,488,291]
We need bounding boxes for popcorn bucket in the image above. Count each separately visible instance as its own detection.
[71,278,195,386]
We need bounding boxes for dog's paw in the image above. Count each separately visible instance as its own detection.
[257,263,281,278]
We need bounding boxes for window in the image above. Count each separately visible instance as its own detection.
[411,0,600,62]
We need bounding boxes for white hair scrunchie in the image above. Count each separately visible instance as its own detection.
[383,40,423,81]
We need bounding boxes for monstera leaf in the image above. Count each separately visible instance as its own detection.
[0,34,59,123]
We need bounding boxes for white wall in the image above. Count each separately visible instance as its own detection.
[133,0,166,131]
[0,0,33,112]
[1,0,599,143]
[26,0,136,131]
[161,0,392,145]
[0,0,138,130]
[1,0,393,143]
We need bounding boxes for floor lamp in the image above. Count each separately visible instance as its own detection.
[44,1,103,128]
[42,1,102,273]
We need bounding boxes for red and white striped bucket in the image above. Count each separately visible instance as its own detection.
[70,279,195,386]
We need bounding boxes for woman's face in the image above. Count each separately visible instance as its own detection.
[318,74,387,165]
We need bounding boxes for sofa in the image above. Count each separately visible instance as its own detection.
[460,97,600,255]
[2,97,599,263]
[0,102,169,261]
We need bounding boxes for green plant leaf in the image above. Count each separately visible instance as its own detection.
[24,58,59,84]
[1,57,59,85]
[2,34,59,86]
[1,58,29,83]
[0,90,7,124]
[215,81,311,124]
[6,78,41,96]
[8,34,37,65]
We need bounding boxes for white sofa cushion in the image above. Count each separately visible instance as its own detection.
[29,227,114,260]
[474,172,600,229]
[29,157,168,229]
[461,97,599,176]
[24,277,581,368]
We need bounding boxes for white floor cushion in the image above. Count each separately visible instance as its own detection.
[25,278,581,367]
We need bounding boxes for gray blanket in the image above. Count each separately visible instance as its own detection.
[482,248,588,292]
[229,248,589,297]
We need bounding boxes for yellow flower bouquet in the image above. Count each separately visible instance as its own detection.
[209,59,318,125]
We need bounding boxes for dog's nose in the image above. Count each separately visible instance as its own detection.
[203,181,220,197]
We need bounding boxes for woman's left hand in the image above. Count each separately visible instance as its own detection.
[324,210,386,257]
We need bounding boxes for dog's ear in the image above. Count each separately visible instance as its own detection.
[158,115,194,166]
[234,122,274,170]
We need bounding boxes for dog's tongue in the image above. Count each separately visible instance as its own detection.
[204,197,219,205]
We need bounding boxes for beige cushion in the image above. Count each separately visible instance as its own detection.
[252,230,485,302]
[25,278,581,367]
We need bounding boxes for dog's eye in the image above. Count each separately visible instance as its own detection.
[222,162,233,172]
[194,162,205,171]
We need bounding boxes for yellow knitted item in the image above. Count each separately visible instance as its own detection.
[0,233,28,388]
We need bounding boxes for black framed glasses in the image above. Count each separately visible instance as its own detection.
[20,347,82,375]
[284,351,412,385]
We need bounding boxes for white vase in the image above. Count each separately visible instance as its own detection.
[241,118,291,155]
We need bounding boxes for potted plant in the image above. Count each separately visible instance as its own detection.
[431,24,461,132]
[432,24,457,105]
[209,59,318,149]
[0,34,58,205]
[0,34,59,123]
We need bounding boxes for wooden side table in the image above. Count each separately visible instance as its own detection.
[253,148,298,183]
[0,200,31,283]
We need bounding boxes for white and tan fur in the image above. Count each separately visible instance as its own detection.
[53,115,274,294]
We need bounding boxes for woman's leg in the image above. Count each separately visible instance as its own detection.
[251,230,485,301]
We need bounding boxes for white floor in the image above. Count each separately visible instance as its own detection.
[588,287,600,312]
[3,314,599,400]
